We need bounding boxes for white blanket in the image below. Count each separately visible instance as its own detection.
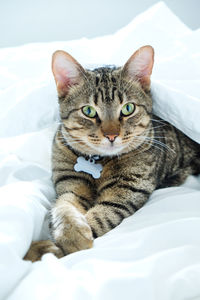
[1,2,200,299]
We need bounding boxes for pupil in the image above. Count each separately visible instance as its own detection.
[88,107,91,114]
[127,105,130,112]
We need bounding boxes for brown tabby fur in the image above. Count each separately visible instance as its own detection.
[24,46,200,262]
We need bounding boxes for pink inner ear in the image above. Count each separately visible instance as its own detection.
[52,51,82,96]
[124,46,154,90]
[55,69,72,90]
[130,48,153,77]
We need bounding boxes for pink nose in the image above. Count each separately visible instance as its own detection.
[105,134,118,142]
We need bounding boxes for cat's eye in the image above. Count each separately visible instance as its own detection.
[121,103,135,116]
[82,105,97,118]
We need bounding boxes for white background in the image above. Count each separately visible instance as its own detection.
[1,3,200,299]
[0,0,199,48]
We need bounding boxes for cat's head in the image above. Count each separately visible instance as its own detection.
[52,46,154,156]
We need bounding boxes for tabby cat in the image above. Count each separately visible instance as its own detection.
[25,45,200,262]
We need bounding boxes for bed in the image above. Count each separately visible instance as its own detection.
[1,2,200,299]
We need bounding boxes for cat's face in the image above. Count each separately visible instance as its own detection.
[52,46,154,156]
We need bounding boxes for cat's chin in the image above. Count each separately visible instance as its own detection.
[89,144,125,156]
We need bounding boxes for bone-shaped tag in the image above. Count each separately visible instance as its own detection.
[74,156,103,179]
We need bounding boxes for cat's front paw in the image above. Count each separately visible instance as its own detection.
[51,207,93,254]
[24,240,64,262]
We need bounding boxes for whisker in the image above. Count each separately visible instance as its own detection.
[151,124,167,130]
[57,136,82,142]
[145,138,175,154]
[150,118,167,126]
[131,138,167,153]
[132,136,175,154]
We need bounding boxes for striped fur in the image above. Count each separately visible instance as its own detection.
[24,46,200,261]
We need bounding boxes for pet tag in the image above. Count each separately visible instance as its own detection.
[74,156,103,179]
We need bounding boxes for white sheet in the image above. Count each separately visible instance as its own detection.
[0,2,200,299]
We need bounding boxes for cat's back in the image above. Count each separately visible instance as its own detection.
[151,115,200,186]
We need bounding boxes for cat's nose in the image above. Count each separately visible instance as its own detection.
[105,134,118,142]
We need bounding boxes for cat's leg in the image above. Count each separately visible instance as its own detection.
[157,171,189,188]
[24,176,96,261]
[24,240,64,262]
[24,193,93,262]
[85,178,155,238]
[50,191,94,254]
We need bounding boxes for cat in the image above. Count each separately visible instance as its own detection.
[24,45,200,262]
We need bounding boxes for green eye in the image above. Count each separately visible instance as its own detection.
[121,103,135,116]
[82,105,97,118]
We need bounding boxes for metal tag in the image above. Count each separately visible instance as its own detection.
[74,156,103,179]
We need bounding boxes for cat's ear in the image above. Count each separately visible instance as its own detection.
[122,45,154,92]
[52,50,86,97]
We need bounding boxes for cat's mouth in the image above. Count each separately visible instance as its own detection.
[89,139,125,156]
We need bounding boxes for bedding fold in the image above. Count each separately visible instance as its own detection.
[0,2,200,299]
